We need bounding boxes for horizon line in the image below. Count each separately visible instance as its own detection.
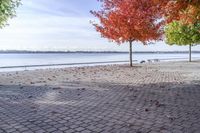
[0,50,199,54]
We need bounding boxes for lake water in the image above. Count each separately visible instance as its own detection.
[0,52,199,71]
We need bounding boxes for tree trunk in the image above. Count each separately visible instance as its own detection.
[129,41,133,67]
[189,44,192,62]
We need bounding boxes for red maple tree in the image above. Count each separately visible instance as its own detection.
[91,0,163,66]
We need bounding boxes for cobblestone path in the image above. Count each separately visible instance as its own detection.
[0,71,200,133]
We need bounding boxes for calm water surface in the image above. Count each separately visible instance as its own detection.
[0,53,199,71]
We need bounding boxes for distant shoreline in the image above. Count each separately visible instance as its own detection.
[0,51,200,54]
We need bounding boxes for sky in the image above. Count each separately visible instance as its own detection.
[0,0,199,52]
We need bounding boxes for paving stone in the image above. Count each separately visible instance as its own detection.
[81,130,92,133]
[0,71,199,133]
[75,127,85,132]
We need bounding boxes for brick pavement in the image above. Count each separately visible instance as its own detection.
[0,71,200,133]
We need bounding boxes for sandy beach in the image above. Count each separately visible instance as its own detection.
[0,61,200,132]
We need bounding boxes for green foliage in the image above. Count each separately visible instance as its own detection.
[0,0,21,28]
[165,21,200,46]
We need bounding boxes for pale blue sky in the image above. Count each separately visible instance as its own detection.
[0,0,199,51]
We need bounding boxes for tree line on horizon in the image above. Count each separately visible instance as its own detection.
[91,0,200,66]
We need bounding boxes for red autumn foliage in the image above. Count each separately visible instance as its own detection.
[160,0,200,24]
[91,0,163,44]
[91,0,200,67]
[91,0,200,44]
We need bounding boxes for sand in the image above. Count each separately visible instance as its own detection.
[0,60,199,88]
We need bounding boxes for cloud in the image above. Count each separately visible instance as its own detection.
[18,0,80,16]
[0,0,106,51]
[0,0,199,52]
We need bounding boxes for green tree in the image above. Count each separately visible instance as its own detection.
[165,21,200,62]
[0,0,21,28]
